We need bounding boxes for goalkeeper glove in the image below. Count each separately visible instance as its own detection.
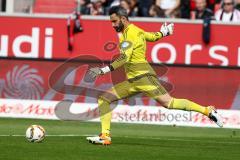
[89,66,111,78]
[160,22,174,37]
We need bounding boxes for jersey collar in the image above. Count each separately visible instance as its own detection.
[123,23,132,34]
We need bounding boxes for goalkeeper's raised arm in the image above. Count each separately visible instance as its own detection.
[144,22,174,42]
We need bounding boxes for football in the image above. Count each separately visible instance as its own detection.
[25,125,46,143]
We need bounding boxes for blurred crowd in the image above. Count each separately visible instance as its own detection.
[79,0,240,22]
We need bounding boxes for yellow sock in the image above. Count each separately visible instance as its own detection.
[98,98,112,135]
[168,98,210,116]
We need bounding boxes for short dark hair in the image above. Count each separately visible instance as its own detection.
[109,6,129,20]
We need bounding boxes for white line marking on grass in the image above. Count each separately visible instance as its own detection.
[118,135,240,144]
[0,134,239,144]
[0,135,24,137]
[0,134,93,137]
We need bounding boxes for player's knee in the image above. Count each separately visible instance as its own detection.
[98,92,118,104]
[156,99,170,108]
[97,96,112,115]
[161,101,171,108]
[165,97,174,109]
[155,95,173,108]
[98,96,111,106]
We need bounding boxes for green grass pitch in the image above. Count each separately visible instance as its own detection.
[0,118,239,160]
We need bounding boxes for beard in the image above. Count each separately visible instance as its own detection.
[113,20,124,32]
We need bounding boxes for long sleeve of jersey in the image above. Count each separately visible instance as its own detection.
[144,32,163,42]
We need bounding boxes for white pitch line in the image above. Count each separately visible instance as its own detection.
[119,135,240,144]
[0,134,92,137]
[0,135,24,137]
[0,134,239,144]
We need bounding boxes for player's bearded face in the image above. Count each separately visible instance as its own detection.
[110,14,125,32]
[114,19,124,32]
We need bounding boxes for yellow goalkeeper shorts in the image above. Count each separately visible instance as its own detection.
[108,74,167,101]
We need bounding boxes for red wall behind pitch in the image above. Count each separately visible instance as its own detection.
[0,59,239,109]
[1,16,240,110]
[0,16,240,66]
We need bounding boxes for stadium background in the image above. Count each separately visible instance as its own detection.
[0,1,240,160]
[1,0,240,127]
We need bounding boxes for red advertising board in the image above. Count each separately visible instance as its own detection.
[0,58,240,109]
[0,15,240,66]
[1,99,240,128]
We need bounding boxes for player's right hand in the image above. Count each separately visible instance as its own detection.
[160,22,174,37]
[88,67,103,78]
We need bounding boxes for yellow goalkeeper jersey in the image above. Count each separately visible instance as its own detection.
[111,24,163,79]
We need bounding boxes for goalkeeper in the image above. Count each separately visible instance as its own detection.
[87,6,223,145]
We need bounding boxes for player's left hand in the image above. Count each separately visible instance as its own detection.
[160,22,174,37]
[88,67,103,78]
